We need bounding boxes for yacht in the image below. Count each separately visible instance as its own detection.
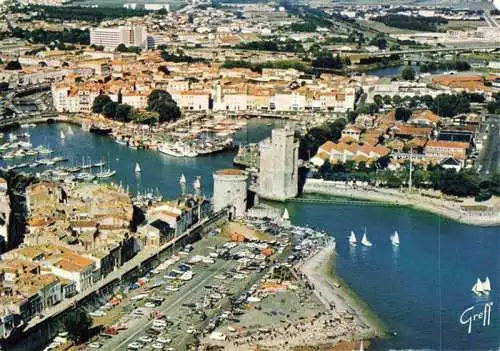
[349,231,357,246]
[472,278,485,296]
[391,231,400,246]
[159,143,183,157]
[96,169,116,178]
[361,229,372,247]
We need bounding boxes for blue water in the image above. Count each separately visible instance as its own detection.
[369,65,447,78]
[9,120,500,350]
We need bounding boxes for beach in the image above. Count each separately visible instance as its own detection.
[304,178,500,226]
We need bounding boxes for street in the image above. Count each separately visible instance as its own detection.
[477,115,500,175]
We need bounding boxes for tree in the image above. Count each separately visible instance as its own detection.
[431,93,470,117]
[487,101,499,114]
[147,89,173,112]
[395,107,412,122]
[373,94,383,107]
[92,95,112,114]
[383,95,392,105]
[157,102,181,123]
[5,60,22,70]
[116,43,127,52]
[401,66,415,81]
[115,104,134,121]
[102,101,118,118]
[392,95,402,106]
[63,309,92,343]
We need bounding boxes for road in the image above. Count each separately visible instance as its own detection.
[102,259,234,350]
[477,115,500,175]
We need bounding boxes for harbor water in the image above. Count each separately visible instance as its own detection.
[6,119,500,350]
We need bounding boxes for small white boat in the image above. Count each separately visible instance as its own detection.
[180,173,186,185]
[135,162,141,173]
[391,231,400,246]
[193,176,201,190]
[349,231,357,246]
[96,169,116,178]
[361,230,372,247]
[472,278,485,295]
[282,208,289,221]
[483,277,491,294]
[68,126,74,135]
[60,130,65,139]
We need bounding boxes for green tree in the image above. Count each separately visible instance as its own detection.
[157,102,181,123]
[373,94,383,107]
[92,95,112,114]
[431,93,470,117]
[401,66,415,81]
[147,89,173,112]
[115,104,134,121]
[383,95,392,105]
[487,101,499,114]
[392,95,402,106]
[5,60,22,70]
[62,309,92,343]
[102,101,118,118]
[395,107,412,122]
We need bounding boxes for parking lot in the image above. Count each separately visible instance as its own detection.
[77,232,287,351]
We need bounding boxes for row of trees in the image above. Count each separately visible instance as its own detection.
[12,27,90,46]
[116,44,141,54]
[359,92,477,118]
[222,59,311,73]
[372,14,447,32]
[92,90,181,124]
[19,5,150,22]
[420,60,471,73]
[316,162,500,201]
[236,39,304,53]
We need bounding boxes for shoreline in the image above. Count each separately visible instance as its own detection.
[298,241,387,347]
[303,179,500,227]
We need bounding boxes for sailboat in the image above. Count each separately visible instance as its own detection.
[483,277,491,294]
[60,130,65,139]
[361,228,372,247]
[391,231,400,246]
[282,208,289,221]
[68,126,74,135]
[349,231,357,246]
[180,173,186,185]
[472,278,485,295]
[135,162,141,173]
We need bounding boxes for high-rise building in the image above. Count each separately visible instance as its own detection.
[257,126,298,201]
[90,25,147,50]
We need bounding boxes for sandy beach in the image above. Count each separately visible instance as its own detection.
[298,242,384,339]
[304,179,500,226]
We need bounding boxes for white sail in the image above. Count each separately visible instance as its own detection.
[282,208,289,221]
[483,277,491,292]
[180,173,186,185]
[349,231,357,245]
[60,130,65,139]
[135,162,141,173]
[68,126,74,135]
[391,231,400,246]
[361,232,372,247]
[472,278,484,295]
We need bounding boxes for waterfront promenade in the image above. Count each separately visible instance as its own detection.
[303,178,500,226]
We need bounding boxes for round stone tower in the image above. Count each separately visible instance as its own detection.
[213,169,248,219]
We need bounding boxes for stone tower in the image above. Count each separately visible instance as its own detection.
[257,126,298,201]
[213,169,248,218]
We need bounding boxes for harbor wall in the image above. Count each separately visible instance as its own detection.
[302,178,500,226]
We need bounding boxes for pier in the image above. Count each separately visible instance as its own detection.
[289,196,404,207]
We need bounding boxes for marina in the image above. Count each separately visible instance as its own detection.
[2,119,500,350]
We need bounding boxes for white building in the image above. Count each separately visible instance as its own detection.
[90,25,148,50]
